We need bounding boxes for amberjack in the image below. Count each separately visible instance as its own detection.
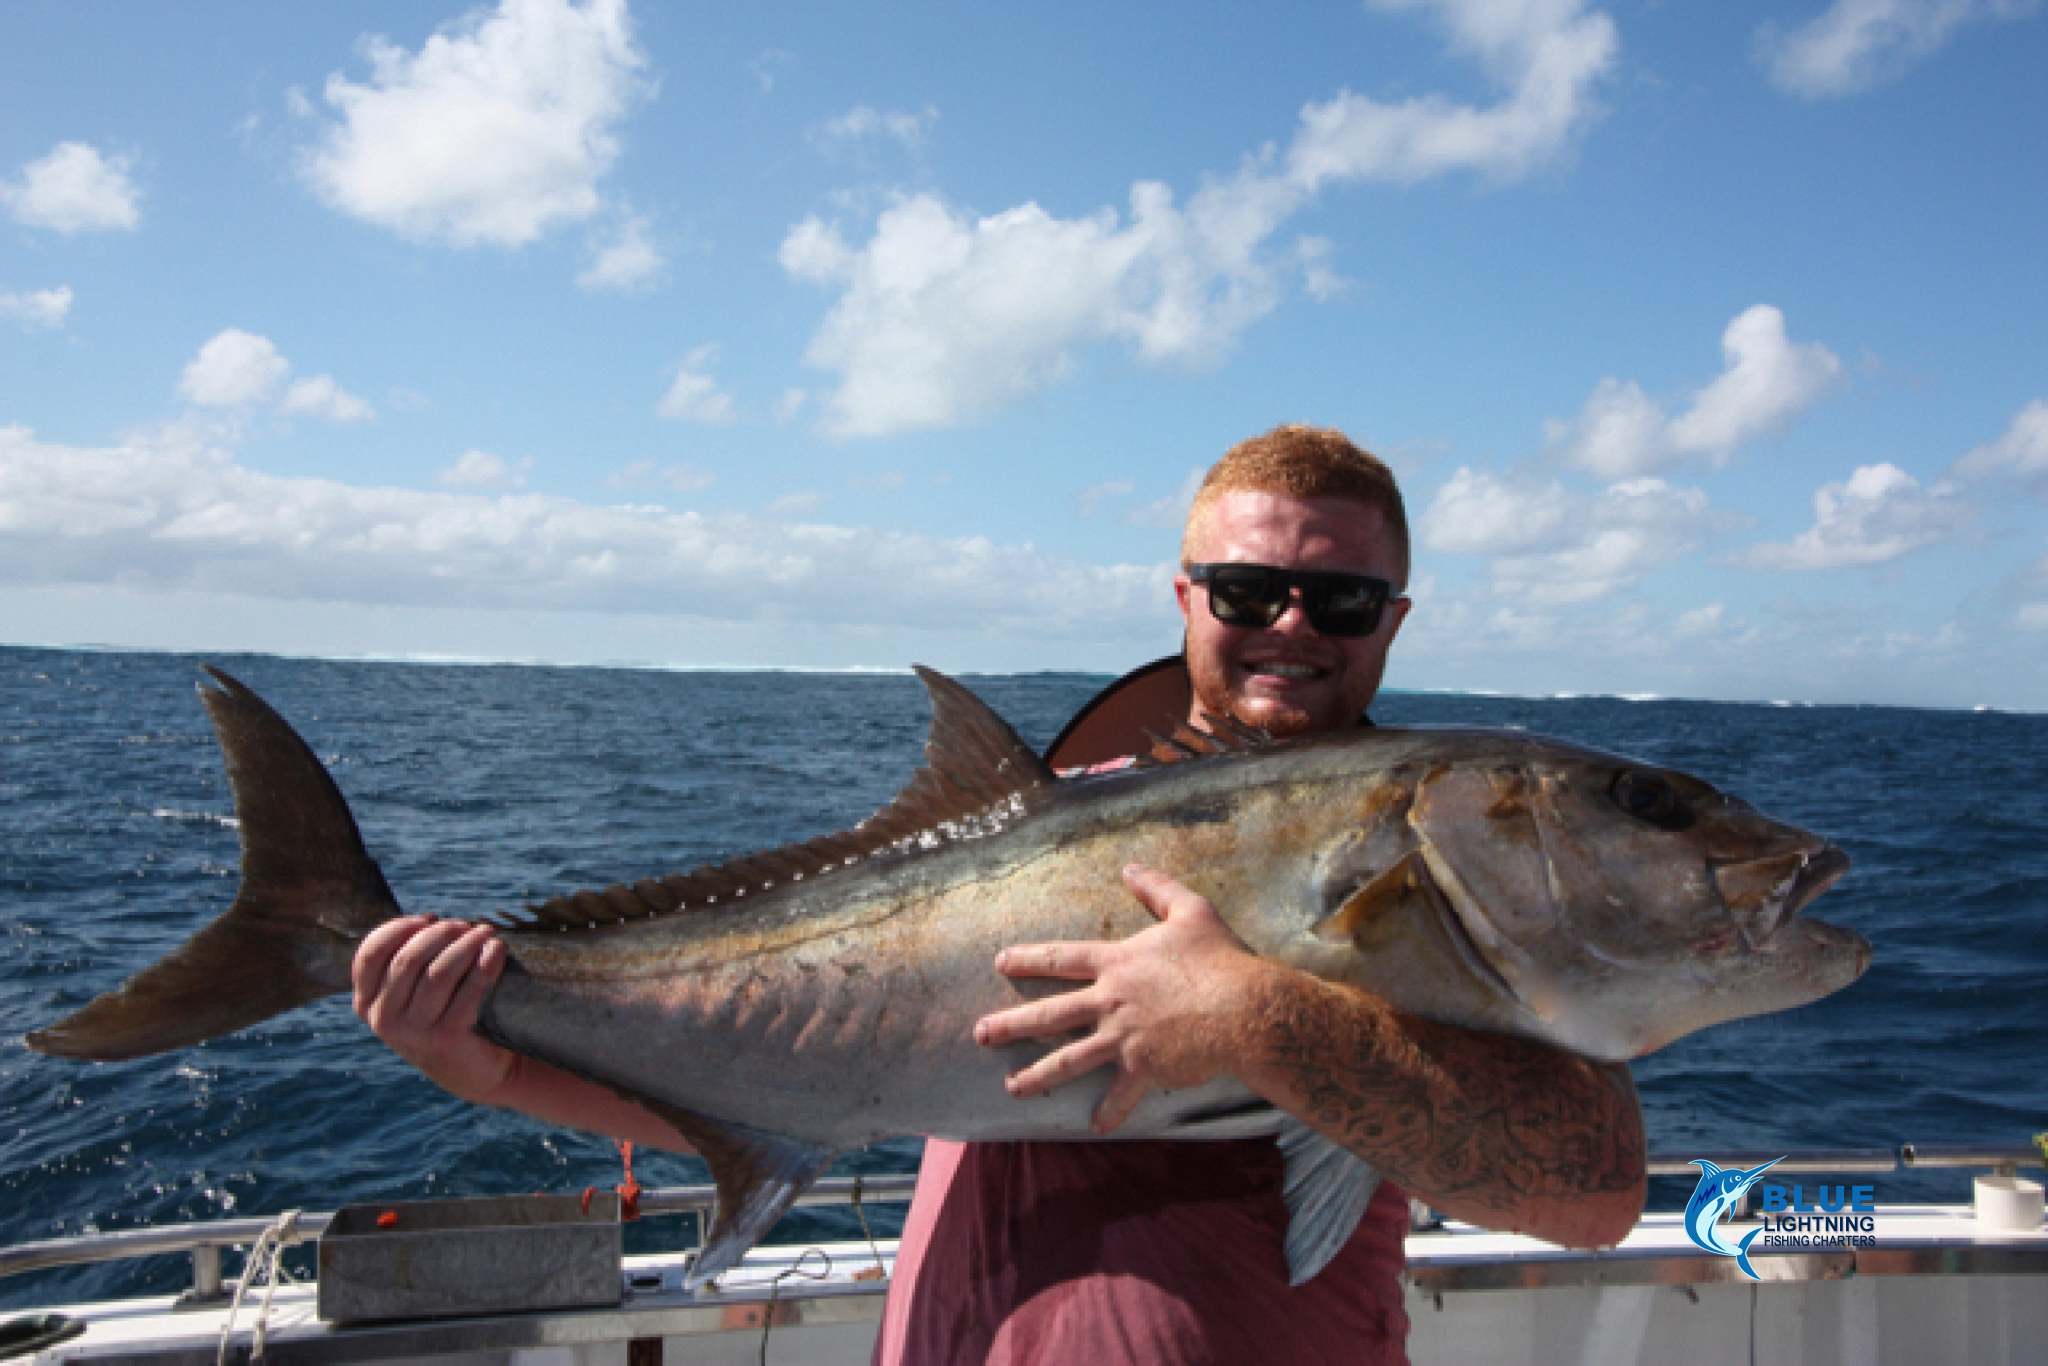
[29,668,1869,1286]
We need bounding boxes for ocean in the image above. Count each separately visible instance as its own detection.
[3,644,2044,1309]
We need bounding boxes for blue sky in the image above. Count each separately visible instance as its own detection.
[3,0,2045,710]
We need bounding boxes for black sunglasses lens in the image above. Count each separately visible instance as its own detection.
[1206,568,1290,626]
[1200,565,1387,636]
[1301,578,1383,637]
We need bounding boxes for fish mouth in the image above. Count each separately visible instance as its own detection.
[1714,843,1852,950]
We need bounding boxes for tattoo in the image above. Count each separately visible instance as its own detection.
[1257,975,1645,1240]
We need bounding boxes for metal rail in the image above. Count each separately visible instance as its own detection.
[1,1148,2036,1299]
[1902,1142,2046,1176]
[1644,1147,1901,1177]
[0,1174,920,1297]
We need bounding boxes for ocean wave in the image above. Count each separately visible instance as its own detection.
[149,808,238,829]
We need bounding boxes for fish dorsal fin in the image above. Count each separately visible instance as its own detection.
[1130,712,1272,769]
[492,667,1055,932]
[881,665,1059,827]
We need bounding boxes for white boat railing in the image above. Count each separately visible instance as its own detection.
[1,1147,2040,1305]
[0,1174,919,1307]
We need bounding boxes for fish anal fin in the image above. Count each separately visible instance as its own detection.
[634,1097,836,1290]
[1277,1118,1380,1286]
[1312,851,1441,947]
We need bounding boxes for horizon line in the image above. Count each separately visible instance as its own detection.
[3,639,2038,718]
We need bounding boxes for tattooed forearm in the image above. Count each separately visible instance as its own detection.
[1246,971,1646,1247]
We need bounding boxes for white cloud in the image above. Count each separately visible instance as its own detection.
[298,0,649,248]
[1954,398,2048,482]
[1286,0,1618,190]
[1,142,141,232]
[1757,0,2041,99]
[656,345,737,424]
[1668,306,1845,454]
[749,48,795,95]
[1128,468,1207,531]
[2018,555,2048,631]
[0,423,1168,641]
[782,194,1147,436]
[1825,618,1966,661]
[1419,465,1578,555]
[782,1,1617,437]
[814,104,938,154]
[178,330,291,408]
[773,388,807,424]
[1671,307,1851,456]
[607,459,714,494]
[281,375,376,423]
[1075,479,1136,519]
[1739,462,1969,570]
[1673,603,1727,639]
[438,449,532,490]
[176,329,372,423]
[1546,377,1667,478]
[578,210,663,291]
[1421,467,1714,603]
[769,491,823,517]
[1,286,74,329]
[1551,306,1842,477]
[1294,236,1350,302]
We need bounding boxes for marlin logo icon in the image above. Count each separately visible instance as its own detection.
[1682,1156,1783,1280]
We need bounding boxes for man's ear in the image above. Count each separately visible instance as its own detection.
[1173,571,1194,624]
[1383,594,1412,644]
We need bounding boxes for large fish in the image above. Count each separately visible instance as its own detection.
[28,667,1869,1287]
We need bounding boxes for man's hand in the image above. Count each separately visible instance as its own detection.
[351,917,698,1152]
[976,864,1647,1246]
[974,864,1281,1133]
[353,916,515,1105]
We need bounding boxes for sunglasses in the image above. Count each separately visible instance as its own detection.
[1187,562,1395,638]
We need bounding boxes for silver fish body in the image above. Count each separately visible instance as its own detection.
[28,668,1869,1286]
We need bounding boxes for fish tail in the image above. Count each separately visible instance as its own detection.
[1735,1225,1765,1281]
[27,668,401,1061]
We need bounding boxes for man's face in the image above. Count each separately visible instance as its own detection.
[1175,491,1411,737]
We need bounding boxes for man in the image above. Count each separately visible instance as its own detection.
[354,424,1645,1364]
[870,425,1645,1362]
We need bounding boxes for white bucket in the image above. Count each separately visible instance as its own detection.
[1973,1174,2046,1233]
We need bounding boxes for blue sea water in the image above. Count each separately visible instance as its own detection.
[2,644,2045,1309]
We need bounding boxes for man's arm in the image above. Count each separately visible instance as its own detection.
[353,917,694,1152]
[975,865,1646,1247]
[1243,965,1644,1247]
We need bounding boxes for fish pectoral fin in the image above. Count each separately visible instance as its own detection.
[1312,852,1439,946]
[1276,1118,1381,1287]
[639,1099,837,1291]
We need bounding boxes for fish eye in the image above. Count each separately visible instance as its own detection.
[1610,770,1695,831]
